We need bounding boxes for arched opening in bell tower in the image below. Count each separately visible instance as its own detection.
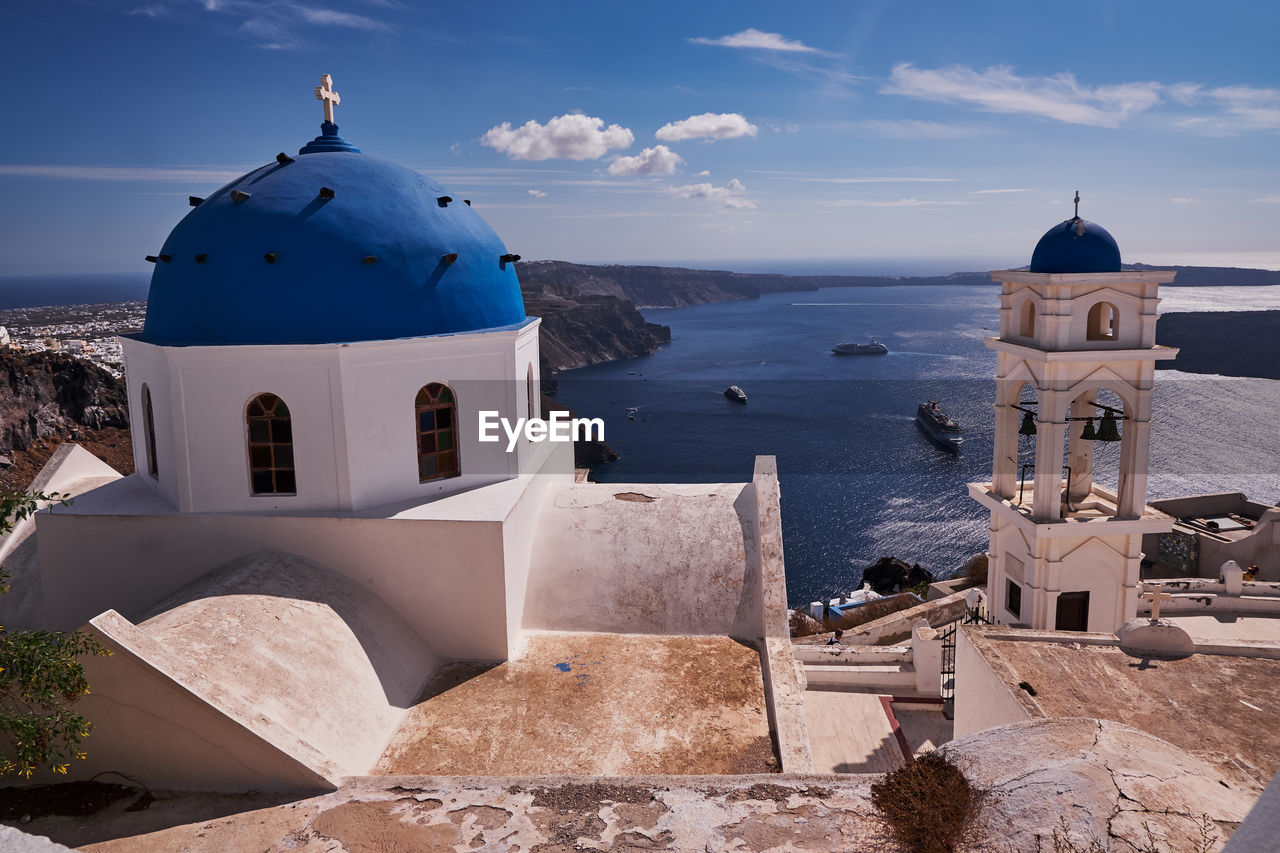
[1063,386,1128,516]
[1019,300,1036,338]
[1086,301,1118,341]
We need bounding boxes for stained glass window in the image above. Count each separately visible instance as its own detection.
[415,383,459,482]
[246,393,296,495]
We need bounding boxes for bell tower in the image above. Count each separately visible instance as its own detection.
[968,196,1178,633]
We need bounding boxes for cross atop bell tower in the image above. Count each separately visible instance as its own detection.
[315,74,341,124]
[967,201,1179,634]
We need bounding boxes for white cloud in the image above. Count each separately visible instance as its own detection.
[607,145,684,176]
[666,178,755,209]
[883,63,1162,127]
[294,7,390,32]
[690,28,817,53]
[694,170,710,177]
[1250,196,1280,204]
[128,3,169,17]
[656,113,758,142]
[798,176,956,185]
[1177,85,1280,133]
[0,164,246,181]
[972,188,1029,195]
[823,198,975,208]
[855,119,990,139]
[481,114,635,161]
[1169,197,1200,205]
[528,189,547,198]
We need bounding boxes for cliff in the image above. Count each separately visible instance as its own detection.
[516,260,993,309]
[1156,311,1280,380]
[1129,264,1280,286]
[0,350,129,453]
[0,349,133,489]
[521,288,670,372]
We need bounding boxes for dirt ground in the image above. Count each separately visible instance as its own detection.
[375,632,778,777]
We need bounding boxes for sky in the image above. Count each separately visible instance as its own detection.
[1,0,1278,276]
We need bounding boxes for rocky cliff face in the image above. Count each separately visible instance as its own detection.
[1156,310,1280,380]
[0,350,129,454]
[522,289,671,372]
[516,260,994,309]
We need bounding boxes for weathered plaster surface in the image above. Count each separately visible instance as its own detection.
[61,776,883,853]
[523,481,753,636]
[964,628,1280,786]
[944,718,1255,852]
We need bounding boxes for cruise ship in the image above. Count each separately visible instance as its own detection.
[916,401,963,450]
[832,341,888,355]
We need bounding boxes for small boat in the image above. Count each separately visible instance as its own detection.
[724,385,748,403]
[916,401,963,450]
[832,341,888,355]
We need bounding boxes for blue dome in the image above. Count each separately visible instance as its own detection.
[141,124,527,346]
[1029,218,1121,274]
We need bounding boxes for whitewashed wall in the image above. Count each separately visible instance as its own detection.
[121,319,542,514]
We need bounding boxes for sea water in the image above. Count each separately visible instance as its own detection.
[556,284,1280,608]
[0,273,150,309]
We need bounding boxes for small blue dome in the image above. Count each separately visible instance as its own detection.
[1029,218,1121,274]
[142,124,526,346]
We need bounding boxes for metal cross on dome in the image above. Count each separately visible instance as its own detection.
[315,74,341,124]
[1074,190,1080,218]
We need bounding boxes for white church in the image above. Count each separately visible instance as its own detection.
[13,77,795,791]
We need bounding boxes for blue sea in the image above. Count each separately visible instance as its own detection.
[556,284,1280,608]
[0,273,150,309]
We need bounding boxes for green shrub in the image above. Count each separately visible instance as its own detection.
[0,490,110,777]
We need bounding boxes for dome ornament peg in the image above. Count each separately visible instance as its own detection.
[230,190,251,203]
[315,74,341,125]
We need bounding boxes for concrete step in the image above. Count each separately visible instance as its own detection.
[793,645,911,665]
[804,662,917,690]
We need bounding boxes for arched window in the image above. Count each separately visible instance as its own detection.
[141,383,158,479]
[415,383,459,481]
[246,393,295,495]
[527,363,537,422]
[1020,300,1036,338]
[1087,302,1118,341]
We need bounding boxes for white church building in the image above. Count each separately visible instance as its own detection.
[14,78,797,792]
